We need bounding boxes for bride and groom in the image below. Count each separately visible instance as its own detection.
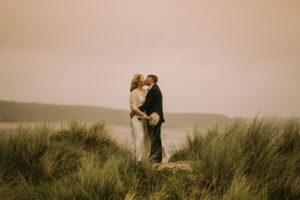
[129,74,167,163]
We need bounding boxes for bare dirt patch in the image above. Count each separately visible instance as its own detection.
[152,161,192,172]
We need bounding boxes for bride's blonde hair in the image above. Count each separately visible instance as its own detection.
[130,73,143,92]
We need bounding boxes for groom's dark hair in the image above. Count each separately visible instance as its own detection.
[147,75,158,83]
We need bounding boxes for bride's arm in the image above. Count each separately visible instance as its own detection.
[133,108,148,119]
[130,92,148,119]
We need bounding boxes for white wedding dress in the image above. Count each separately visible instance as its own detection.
[129,89,149,161]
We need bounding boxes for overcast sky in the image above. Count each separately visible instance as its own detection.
[0,0,300,117]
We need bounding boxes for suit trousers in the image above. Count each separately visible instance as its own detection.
[147,122,162,163]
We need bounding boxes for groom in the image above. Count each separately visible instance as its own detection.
[136,75,165,163]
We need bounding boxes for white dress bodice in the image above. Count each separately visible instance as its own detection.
[129,89,147,111]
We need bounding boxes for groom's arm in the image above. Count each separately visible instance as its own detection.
[139,89,156,112]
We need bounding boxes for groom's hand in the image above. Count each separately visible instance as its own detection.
[130,111,134,118]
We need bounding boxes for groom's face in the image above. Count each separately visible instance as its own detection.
[145,77,153,86]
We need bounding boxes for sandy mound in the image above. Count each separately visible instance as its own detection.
[152,161,192,172]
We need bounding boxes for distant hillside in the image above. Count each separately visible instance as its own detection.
[0,100,232,128]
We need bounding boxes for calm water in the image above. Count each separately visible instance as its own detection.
[0,122,199,154]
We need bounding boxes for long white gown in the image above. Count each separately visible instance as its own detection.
[129,89,149,161]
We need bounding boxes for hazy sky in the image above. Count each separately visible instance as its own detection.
[1,0,300,117]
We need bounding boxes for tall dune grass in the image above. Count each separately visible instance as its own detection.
[0,118,299,199]
[171,117,300,199]
[0,120,190,199]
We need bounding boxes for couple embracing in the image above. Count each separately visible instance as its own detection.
[129,74,167,163]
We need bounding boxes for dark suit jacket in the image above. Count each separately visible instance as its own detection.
[139,84,165,123]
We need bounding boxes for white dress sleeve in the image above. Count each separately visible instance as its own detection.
[129,91,138,110]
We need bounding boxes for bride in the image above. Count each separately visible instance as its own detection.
[129,74,168,162]
[129,74,150,161]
